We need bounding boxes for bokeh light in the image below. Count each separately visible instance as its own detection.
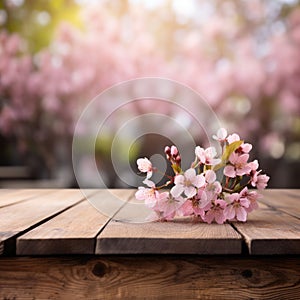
[0,0,299,187]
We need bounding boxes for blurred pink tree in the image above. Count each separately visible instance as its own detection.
[0,0,299,185]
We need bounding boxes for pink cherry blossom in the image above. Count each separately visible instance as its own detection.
[224,152,251,177]
[204,199,227,224]
[195,146,221,166]
[224,193,250,222]
[239,187,260,213]
[251,173,270,190]
[145,211,162,222]
[248,160,259,172]
[198,170,222,209]
[227,133,240,144]
[135,128,269,223]
[178,199,194,216]
[213,128,228,142]
[142,179,155,187]
[136,183,170,210]
[0,0,297,189]
[196,189,211,210]
[135,186,157,207]
[135,179,157,208]
[146,192,169,210]
[156,193,185,218]
[237,143,253,154]
[178,199,205,218]
[137,157,153,179]
[205,169,217,184]
[192,204,205,218]
[171,168,205,198]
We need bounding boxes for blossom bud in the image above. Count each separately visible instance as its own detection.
[175,155,181,164]
[164,146,171,155]
[171,145,178,157]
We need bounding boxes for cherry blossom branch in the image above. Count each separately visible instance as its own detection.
[135,128,270,224]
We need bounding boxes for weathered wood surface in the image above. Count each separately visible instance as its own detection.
[232,202,300,254]
[0,256,299,299]
[0,189,298,255]
[0,190,89,255]
[97,190,300,255]
[0,189,300,299]
[0,189,54,208]
[260,189,300,219]
[17,190,133,255]
[96,218,242,254]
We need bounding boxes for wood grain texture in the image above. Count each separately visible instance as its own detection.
[233,202,300,255]
[16,190,133,255]
[0,256,299,299]
[0,189,88,255]
[96,217,242,254]
[0,189,15,195]
[259,189,300,219]
[0,189,54,208]
[0,189,299,256]
[87,189,134,219]
[286,189,300,198]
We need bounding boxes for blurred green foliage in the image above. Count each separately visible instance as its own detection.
[0,0,82,53]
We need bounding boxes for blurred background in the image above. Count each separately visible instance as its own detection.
[0,0,299,188]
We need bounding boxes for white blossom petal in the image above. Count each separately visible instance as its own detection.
[193,174,205,188]
[218,128,227,139]
[184,186,197,198]
[137,157,152,172]
[205,170,216,184]
[224,165,235,178]
[236,207,247,222]
[195,146,205,163]
[205,146,217,158]
[227,133,240,144]
[184,168,196,181]
[211,158,221,165]
[174,174,184,185]
[143,179,155,187]
[171,185,184,198]
[224,205,235,220]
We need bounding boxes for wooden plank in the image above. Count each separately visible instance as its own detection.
[233,202,300,255]
[0,256,299,299]
[286,189,300,198]
[0,189,15,195]
[16,190,133,255]
[259,189,300,219]
[0,189,89,255]
[87,189,134,219]
[97,220,242,254]
[0,189,54,208]
[96,197,242,254]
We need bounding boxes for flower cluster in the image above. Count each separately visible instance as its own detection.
[135,128,269,223]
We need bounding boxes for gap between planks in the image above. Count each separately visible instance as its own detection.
[96,190,300,255]
[0,189,96,255]
[0,189,56,208]
[96,193,242,255]
[258,189,300,219]
[231,200,300,255]
[16,189,134,255]
[4,189,300,256]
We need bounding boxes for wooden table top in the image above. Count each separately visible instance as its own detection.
[0,189,299,256]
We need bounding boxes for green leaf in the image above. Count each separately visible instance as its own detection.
[222,140,243,161]
[172,164,182,175]
[213,140,243,171]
